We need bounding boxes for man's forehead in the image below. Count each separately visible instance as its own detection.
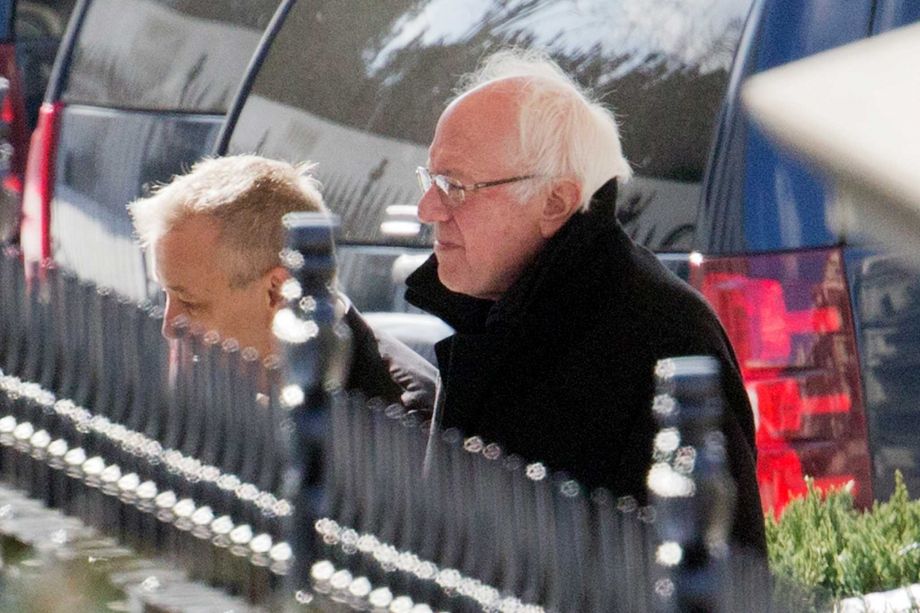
[443,85,521,131]
[155,215,221,258]
[153,215,228,289]
[431,86,522,174]
[166,213,222,239]
[162,280,192,295]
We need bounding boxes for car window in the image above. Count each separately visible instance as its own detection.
[62,0,280,112]
[15,0,78,128]
[226,0,751,250]
[15,0,75,39]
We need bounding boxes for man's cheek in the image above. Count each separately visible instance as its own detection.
[194,312,222,338]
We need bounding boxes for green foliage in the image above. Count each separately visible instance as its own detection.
[766,471,920,600]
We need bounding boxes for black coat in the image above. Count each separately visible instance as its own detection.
[405,182,766,553]
[344,304,438,412]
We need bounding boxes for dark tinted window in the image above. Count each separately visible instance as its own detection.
[62,0,280,112]
[228,0,750,249]
[15,0,78,128]
[14,0,75,40]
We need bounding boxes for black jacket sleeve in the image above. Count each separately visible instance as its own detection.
[343,305,438,412]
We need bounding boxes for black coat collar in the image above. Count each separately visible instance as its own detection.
[403,257,493,334]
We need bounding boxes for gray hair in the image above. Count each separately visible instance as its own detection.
[128,155,326,287]
[456,49,632,209]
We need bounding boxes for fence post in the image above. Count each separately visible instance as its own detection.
[275,212,352,602]
[650,356,736,612]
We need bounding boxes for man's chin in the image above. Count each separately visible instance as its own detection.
[438,272,495,300]
[437,270,469,296]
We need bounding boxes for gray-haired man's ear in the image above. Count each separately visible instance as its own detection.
[539,178,581,238]
[266,266,290,310]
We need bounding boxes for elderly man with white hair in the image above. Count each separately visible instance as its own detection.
[405,50,766,553]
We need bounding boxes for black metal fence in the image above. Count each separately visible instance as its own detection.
[0,223,808,611]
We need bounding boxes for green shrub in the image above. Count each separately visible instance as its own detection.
[766,471,920,601]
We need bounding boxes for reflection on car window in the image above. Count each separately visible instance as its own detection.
[63,0,280,112]
[15,0,78,128]
[228,0,751,249]
[15,0,76,39]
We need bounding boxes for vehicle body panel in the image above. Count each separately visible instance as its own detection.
[0,1,11,40]
[701,0,920,501]
[849,249,920,500]
[852,0,920,506]
[696,0,875,255]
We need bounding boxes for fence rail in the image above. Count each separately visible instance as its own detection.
[0,222,803,611]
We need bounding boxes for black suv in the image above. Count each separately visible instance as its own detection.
[18,0,280,300]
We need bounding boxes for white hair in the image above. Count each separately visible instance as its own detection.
[128,155,326,286]
[456,49,632,209]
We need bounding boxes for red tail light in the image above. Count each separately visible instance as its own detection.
[690,248,873,516]
[0,43,29,243]
[20,101,63,266]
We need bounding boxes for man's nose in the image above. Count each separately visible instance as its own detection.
[161,298,184,340]
[417,185,452,223]
[161,315,177,340]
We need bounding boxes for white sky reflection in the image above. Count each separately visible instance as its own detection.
[368,0,750,79]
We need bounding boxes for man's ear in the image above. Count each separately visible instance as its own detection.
[266,266,290,310]
[539,179,582,238]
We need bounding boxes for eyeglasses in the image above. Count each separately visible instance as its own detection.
[416,166,538,207]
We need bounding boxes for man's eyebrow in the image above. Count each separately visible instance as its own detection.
[431,159,477,180]
[430,167,464,180]
[165,284,193,297]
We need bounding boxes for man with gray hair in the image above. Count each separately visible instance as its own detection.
[405,51,765,552]
[130,154,436,409]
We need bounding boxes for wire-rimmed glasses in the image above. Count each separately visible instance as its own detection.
[415,167,538,207]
